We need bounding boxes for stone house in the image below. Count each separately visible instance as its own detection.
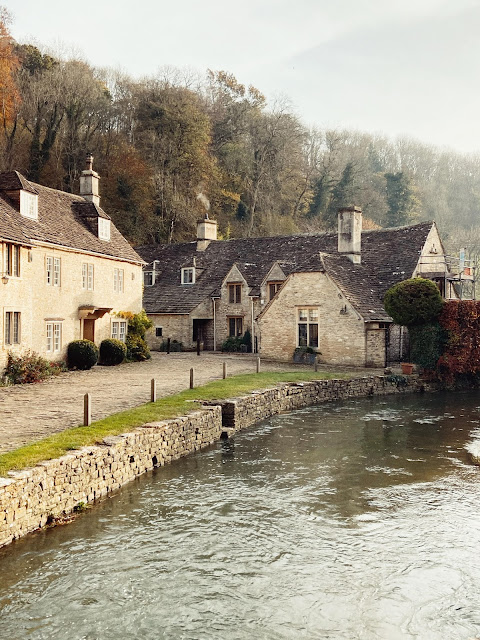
[138,207,468,367]
[0,157,144,369]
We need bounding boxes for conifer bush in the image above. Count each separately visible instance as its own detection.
[99,339,127,366]
[384,278,444,327]
[67,340,99,370]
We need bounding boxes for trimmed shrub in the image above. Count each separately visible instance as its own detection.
[409,323,445,370]
[3,351,65,384]
[67,340,99,370]
[242,329,252,353]
[384,278,444,326]
[99,339,127,366]
[222,336,243,352]
[159,339,183,352]
[117,310,152,361]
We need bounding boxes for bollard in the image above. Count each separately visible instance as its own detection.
[83,393,91,426]
[223,361,227,379]
[167,337,171,354]
[314,360,318,372]
[190,367,194,389]
[151,378,157,403]
[256,356,260,373]
[197,338,201,356]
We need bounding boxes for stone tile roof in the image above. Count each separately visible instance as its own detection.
[0,173,143,264]
[138,221,433,320]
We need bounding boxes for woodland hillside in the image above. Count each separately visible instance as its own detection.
[1,8,480,257]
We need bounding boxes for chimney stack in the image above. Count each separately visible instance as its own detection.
[197,214,217,251]
[338,206,362,264]
[79,153,100,206]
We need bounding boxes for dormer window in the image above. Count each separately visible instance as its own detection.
[181,267,195,284]
[20,191,38,220]
[98,217,111,241]
[144,271,155,286]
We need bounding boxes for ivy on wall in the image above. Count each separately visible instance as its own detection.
[437,300,480,381]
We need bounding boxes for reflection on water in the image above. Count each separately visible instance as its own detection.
[1,392,480,639]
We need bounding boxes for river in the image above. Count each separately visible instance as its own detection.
[1,391,480,640]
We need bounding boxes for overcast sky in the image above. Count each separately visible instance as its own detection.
[7,0,480,154]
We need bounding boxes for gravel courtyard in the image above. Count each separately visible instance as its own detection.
[0,352,382,454]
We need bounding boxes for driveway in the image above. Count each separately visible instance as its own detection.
[0,352,383,454]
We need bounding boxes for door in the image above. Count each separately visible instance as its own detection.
[83,319,95,342]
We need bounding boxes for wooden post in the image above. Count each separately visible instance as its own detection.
[167,337,171,354]
[190,367,194,389]
[223,361,227,379]
[197,338,201,356]
[256,356,260,373]
[151,378,157,403]
[83,393,91,426]
[314,359,318,372]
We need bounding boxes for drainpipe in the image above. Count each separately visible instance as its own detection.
[212,297,218,351]
[251,298,255,353]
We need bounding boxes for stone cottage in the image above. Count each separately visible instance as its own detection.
[0,156,144,369]
[138,207,468,367]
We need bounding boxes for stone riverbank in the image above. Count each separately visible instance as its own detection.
[0,374,432,549]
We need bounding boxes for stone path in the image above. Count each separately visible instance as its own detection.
[0,352,383,454]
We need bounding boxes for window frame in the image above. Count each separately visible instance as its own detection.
[268,281,283,301]
[114,268,124,293]
[181,267,195,285]
[82,263,94,290]
[46,256,61,287]
[5,311,21,345]
[228,316,243,337]
[46,321,62,353]
[111,320,128,342]
[228,283,242,304]
[297,307,319,349]
[98,217,111,241]
[5,243,20,277]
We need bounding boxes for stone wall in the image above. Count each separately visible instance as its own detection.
[217,375,429,433]
[0,406,222,548]
[0,375,432,549]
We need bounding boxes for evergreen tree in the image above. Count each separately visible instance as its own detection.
[384,172,418,227]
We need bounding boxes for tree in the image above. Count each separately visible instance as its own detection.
[384,171,419,227]
[0,7,20,169]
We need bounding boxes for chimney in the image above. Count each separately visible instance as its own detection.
[338,206,362,264]
[197,214,217,251]
[79,153,100,206]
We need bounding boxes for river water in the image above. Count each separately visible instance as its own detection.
[1,391,480,640]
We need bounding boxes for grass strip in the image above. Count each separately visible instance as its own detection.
[0,370,346,477]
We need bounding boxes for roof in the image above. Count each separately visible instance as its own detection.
[0,171,143,264]
[138,221,434,320]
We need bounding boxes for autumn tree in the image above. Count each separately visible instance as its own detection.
[0,6,20,169]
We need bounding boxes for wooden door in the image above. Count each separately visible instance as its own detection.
[83,319,95,342]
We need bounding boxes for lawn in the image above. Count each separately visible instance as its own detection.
[0,370,347,477]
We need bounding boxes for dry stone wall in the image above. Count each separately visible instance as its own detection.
[0,375,432,549]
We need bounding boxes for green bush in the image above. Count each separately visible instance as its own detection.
[409,323,445,370]
[99,339,127,366]
[384,278,444,326]
[3,351,65,384]
[67,340,99,370]
[158,339,183,352]
[222,336,244,352]
[126,334,151,361]
[242,329,252,353]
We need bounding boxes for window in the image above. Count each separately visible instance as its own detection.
[114,268,124,293]
[144,271,154,286]
[46,322,62,352]
[5,312,21,345]
[155,327,163,337]
[46,256,61,286]
[268,282,282,301]
[98,218,111,241]
[5,243,20,277]
[82,263,94,290]
[228,317,243,337]
[20,191,38,220]
[297,308,319,349]
[181,267,195,284]
[112,320,127,342]
[228,283,242,304]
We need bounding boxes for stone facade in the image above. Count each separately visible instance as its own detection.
[0,374,432,549]
[0,242,143,369]
[258,272,368,365]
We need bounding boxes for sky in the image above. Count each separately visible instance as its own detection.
[7,0,480,154]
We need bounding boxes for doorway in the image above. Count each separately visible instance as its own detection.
[83,319,95,342]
